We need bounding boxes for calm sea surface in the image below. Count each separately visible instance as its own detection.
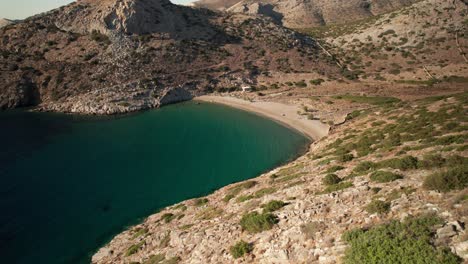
[0,101,309,263]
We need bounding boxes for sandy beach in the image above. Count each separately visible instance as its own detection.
[195,95,330,140]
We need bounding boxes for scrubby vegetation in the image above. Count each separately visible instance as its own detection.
[230,240,253,259]
[193,198,209,206]
[240,212,279,233]
[365,200,390,214]
[322,174,342,185]
[161,213,176,223]
[322,181,353,193]
[342,215,461,264]
[126,241,144,256]
[423,165,468,192]
[262,200,287,213]
[370,170,403,183]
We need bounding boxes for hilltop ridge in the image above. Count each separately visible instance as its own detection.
[194,0,419,28]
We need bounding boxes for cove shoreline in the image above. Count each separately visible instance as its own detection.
[194,95,330,141]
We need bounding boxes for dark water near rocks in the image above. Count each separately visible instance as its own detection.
[0,101,309,264]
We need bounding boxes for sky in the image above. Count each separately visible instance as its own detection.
[0,0,192,20]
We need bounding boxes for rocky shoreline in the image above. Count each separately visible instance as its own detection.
[34,85,196,115]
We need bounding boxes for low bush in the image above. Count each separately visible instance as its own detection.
[370,171,403,183]
[326,165,345,173]
[322,174,342,185]
[262,200,287,213]
[423,165,468,192]
[193,198,209,206]
[90,30,110,44]
[143,253,165,264]
[365,200,390,214]
[338,153,354,162]
[378,155,418,170]
[322,181,353,193]
[342,215,460,264]
[230,240,253,259]
[126,241,144,256]
[240,212,279,233]
[417,154,446,169]
[310,78,325,85]
[161,213,176,223]
[353,161,377,174]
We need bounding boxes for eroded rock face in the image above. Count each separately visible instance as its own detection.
[56,0,218,39]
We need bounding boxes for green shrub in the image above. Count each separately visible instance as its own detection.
[236,195,254,203]
[370,171,403,183]
[131,227,148,239]
[254,187,277,197]
[230,240,253,259]
[417,154,446,169]
[161,213,176,223]
[365,200,390,214]
[310,78,325,85]
[240,212,279,233]
[326,165,345,173]
[322,174,342,185]
[342,215,460,264]
[338,153,354,162]
[193,198,209,206]
[322,181,353,193]
[378,156,418,170]
[90,30,110,44]
[346,110,361,121]
[353,161,377,174]
[262,200,287,213]
[423,165,468,192]
[126,241,144,256]
[161,256,181,264]
[223,194,235,202]
[144,254,165,264]
[223,181,257,202]
[295,80,307,87]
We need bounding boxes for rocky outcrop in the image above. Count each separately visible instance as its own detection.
[0,18,13,28]
[37,81,195,115]
[55,0,219,39]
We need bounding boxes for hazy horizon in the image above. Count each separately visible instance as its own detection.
[0,0,193,20]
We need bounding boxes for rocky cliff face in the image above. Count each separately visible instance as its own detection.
[0,0,340,114]
[194,0,419,28]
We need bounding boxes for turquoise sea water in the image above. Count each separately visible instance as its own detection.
[0,101,309,264]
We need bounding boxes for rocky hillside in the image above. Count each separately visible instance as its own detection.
[193,0,419,28]
[300,0,468,84]
[0,0,340,114]
[0,18,14,28]
[93,92,468,263]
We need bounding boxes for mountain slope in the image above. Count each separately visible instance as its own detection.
[308,0,468,83]
[0,0,340,114]
[193,0,419,28]
[0,18,13,28]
